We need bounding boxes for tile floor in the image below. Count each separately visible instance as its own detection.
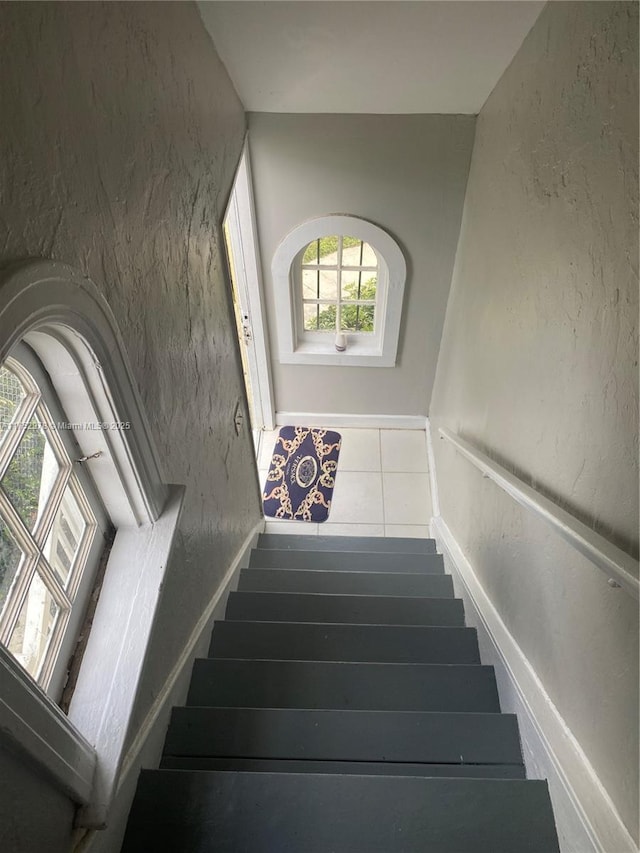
[256,428,433,539]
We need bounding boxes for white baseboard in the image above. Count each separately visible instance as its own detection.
[425,417,440,518]
[116,519,263,788]
[432,515,638,853]
[275,412,428,430]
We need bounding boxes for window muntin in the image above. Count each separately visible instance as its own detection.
[300,235,379,333]
[272,215,406,366]
[0,350,107,695]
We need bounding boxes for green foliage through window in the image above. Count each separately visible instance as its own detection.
[306,278,377,333]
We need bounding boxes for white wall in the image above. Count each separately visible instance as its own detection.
[248,113,475,418]
[0,1,260,847]
[430,1,638,844]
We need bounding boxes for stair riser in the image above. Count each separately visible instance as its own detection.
[249,549,444,573]
[225,592,465,626]
[209,622,481,664]
[187,659,500,712]
[122,773,560,853]
[159,756,527,779]
[165,708,523,765]
[257,533,436,554]
[238,568,454,597]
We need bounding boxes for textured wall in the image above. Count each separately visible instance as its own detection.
[248,113,475,417]
[0,1,259,848]
[430,1,638,842]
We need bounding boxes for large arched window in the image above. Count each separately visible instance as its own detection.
[0,344,109,699]
[0,260,183,829]
[272,215,406,367]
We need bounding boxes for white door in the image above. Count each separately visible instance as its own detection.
[223,144,274,433]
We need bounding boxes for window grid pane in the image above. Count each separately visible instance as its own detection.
[7,567,67,683]
[0,356,99,694]
[300,236,378,335]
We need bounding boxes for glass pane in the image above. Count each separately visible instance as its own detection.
[341,273,377,301]
[1,415,61,533]
[302,239,320,264]
[341,304,375,333]
[0,366,27,447]
[360,241,378,267]
[340,238,364,267]
[0,519,27,615]
[44,487,89,586]
[302,269,338,302]
[302,237,340,266]
[8,571,60,681]
[304,303,338,331]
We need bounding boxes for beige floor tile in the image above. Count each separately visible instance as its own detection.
[328,471,384,525]
[336,429,381,472]
[382,472,432,525]
[380,430,428,473]
[384,524,431,539]
[319,523,385,537]
[264,520,318,535]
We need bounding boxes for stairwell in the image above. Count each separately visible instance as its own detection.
[121,533,560,852]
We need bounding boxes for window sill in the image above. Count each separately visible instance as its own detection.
[0,484,185,828]
[280,340,396,368]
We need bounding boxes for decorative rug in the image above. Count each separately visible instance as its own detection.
[262,427,342,523]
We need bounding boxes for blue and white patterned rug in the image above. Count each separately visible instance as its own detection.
[262,427,341,523]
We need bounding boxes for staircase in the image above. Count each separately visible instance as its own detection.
[121,533,560,852]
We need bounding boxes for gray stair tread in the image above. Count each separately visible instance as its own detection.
[249,548,444,573]
[122,772,560,853]
[209,622,481,664]
[164,707,523,765]
[160,756,526,779]
[225,591,465,626]
[257,533,436,554]
[187,659,500,712]
[238,568,454,597]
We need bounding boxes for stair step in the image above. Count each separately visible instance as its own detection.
[209,621,481,664]
[249,548,444,573]
[164,707,523,765]
[238,567,454,597]
[121,772,559,852]
[187,659,499,712]
[257,532,437,554]
[225,591,465,626]
[159,756,526,779]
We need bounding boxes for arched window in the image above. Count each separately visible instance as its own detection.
[0,344,109,699]
[272,215,406,367]
[0,259,183,829]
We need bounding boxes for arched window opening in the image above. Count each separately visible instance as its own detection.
[272,215,406,367]
[0,344,109,699]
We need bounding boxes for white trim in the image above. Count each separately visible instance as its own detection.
[72,485,186,828]
[425,417,440,518]
[439,427,639,599]
[0,260,169,525]
[225,143,275,430]
[79,520,264,851]
[432,515,638,853]
[0,259,184,829]
[0,644,96,804]
[275,412,428,430]
[116,519,264,787]
[272,215,406,367]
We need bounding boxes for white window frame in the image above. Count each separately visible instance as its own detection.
[272,215,406,367]
[0,343,110,701]
[0,259,185,829]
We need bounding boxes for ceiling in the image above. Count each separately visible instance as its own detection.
[197,1,545,114]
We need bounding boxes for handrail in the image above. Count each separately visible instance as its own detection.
[439,427,639,600]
